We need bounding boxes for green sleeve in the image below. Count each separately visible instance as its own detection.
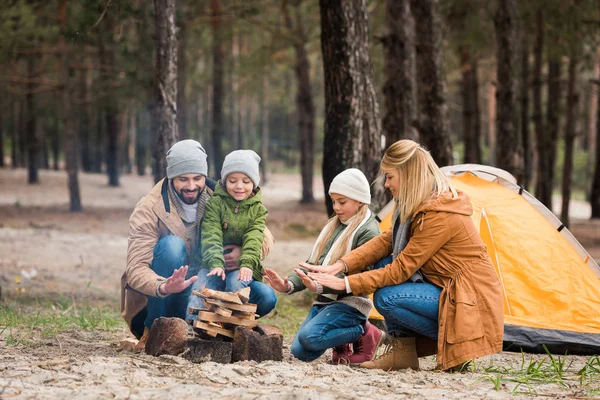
[201,196,225,270]
[238,204,267,274]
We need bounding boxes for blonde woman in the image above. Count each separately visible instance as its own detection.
[305,140,504,371]
[265,169,383,364]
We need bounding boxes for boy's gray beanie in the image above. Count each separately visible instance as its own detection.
[166,139,208,179]
[221,150,261,187]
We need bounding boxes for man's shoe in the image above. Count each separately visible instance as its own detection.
[348,321,386,365]
[134,327,150,353]
[331,343,353,364]
[359,336,419,371]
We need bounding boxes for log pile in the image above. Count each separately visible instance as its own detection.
[188,287,258,338]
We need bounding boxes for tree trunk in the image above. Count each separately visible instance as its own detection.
[282,0,315,204]
[320,0,383,215]
[520,29,531,189]
[381,0,418,144]
[210,0,224,177]
[494,0,522,183]
[136,107,148,176]
[177,15,188,139]
[410,0,452,166]
[561,56,578,226]
[50,112,60,171]
[11,100,19,168]
[38,116,48,169]
[94,108,104,173]
[533,8,546,203]
[259,73,269,185]
[0,89,4,168]
[153,0,179,183]
[58,0,82,211]
[26,56,39,183]
[79,61,93,172]
[460,47,481,164]
[592,97,600,218]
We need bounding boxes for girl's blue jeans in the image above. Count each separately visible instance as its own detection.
[372,255,441,340]
[290,302,366,362]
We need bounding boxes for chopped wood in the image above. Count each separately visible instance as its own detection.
[198,311,258,328]
[199,288,243,305]
[214,307,233,317]
[204,298,257,313]
[188,306,213,315]
[193,320,235,338]
[235,287,251,303]
[254,324,283,337]
[231,310,256,321]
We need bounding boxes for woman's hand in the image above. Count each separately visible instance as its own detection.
[264,268,289,293]
[159,265,198,295]
[299,261,344,276]
[207,267,226,280]
[295,268,318,292]
[238,267,253,282]
[308,272,346,291]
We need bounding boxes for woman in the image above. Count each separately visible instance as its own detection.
[304,140,504,371]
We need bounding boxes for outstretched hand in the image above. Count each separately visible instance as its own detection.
[264,268,289,293]
[159,265,198,295]
[308,272,346,291]
[299,261,344,276]
[295,268,318,292]
[207,267,226,280]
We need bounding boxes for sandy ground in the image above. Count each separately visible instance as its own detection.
[1,168,599,399]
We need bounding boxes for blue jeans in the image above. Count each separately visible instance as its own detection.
[373,282,441,340]
[145,236,195,329]
[291,303,366,362]
[206,268,252,292]
[186,269,277,322]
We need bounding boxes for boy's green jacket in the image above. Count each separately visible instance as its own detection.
[201,182,268,281]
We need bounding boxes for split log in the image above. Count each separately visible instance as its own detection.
[193,320,235,338]
[235,287,251,303]
[231,326,283,362]
[204,298,257,313]
[198,311,258,328]
[196,288,243,305]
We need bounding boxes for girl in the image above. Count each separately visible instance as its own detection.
[265,169,385,364]
[305,140,504,371]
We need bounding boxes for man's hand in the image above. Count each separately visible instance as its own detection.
[299,261,344,276]
[207,267,226,280]
[223,245,242,270]
[238,267,253,282]
[295,268,318,292]
[159,265,198,295]
[264,268,289,293]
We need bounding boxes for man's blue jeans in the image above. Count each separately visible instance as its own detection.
[290,302,366,362]
[146,236,277,328]
[372,256,441,340]
[186,268,277,322]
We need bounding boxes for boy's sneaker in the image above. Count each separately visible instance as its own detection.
[348,321,386,365]
[331,343,353,364]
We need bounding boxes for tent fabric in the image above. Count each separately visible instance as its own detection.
[369,164,600,355]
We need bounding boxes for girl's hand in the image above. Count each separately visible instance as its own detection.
[264,268,289,293]
[300,261,344,276]
[238,267,253,282]
[159,265,198,295]
[207,267,226,280]
[308,273,346,291]
[295,268,317,292]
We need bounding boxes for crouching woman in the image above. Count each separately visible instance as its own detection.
[305,140,504,371]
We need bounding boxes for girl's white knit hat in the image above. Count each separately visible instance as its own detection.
[328,168,371,205]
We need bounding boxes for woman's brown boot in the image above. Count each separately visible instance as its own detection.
[359,337,419,371]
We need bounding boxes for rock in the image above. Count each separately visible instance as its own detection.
[144,317,189,357]
[184,338,232,364]
[232,326,283,363]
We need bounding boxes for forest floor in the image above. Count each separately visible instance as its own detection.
[1,168,600,399]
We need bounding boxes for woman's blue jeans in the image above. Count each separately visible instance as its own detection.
[372,256,441,340]
[290,302,366,362]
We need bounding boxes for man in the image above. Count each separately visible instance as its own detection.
[121,140,277,349]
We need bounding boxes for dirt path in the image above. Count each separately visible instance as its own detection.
[1,168,599,399]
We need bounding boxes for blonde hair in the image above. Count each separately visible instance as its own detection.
[309,204,369,265]
[381,140,456,224]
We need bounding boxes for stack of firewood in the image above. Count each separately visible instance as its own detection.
[188,287,258,338]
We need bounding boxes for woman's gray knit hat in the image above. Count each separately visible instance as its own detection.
[166,139,208,179]
[221,150,261,187]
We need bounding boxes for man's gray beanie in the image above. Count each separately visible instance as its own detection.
[221,150,261,187]
[166,139,208,179]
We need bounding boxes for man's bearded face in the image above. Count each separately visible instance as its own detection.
[172,174,206,205]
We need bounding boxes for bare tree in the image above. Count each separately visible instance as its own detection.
[520,29,531,189]
[561,55,578,226]
[320,0,383,215]
[153,0,179,183]
[210,0,224,178]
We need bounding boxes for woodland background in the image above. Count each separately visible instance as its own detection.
[1,0,599,222]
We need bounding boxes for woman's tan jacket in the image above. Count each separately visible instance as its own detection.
[343,191,504,370]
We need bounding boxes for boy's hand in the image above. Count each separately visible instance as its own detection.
[207,267,226,280]
[239,267,253,282]
[223,245,242,270]
[264,268,288,293]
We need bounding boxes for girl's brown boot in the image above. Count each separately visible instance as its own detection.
[359,336,419,371]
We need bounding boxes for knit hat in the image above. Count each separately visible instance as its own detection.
[328,168,371,205]
[166,140,208,179]
[221,150,261,187]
